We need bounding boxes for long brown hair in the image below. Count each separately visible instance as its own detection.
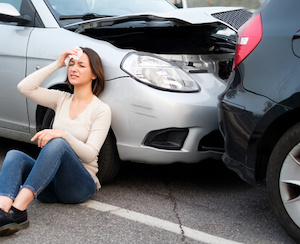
[65,47,105,96]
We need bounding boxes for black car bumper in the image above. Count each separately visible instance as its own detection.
[217,66,279,185]
[218,99,257,185]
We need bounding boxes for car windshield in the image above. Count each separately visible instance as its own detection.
[44,0,176,25]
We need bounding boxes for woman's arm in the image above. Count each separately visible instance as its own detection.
[17,61,63,110]
[17,48,81,109]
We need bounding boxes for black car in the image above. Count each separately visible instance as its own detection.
[218,0,300,242]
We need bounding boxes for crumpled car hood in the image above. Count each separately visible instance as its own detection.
[65,7,252,55]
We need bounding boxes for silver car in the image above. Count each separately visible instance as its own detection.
[0,0,251,183]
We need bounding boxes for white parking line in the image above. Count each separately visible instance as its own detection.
[81,200,244,244]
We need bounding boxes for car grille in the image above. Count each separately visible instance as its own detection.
[212,9,253,30]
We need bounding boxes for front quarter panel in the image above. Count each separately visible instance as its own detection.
[26,27,130,133]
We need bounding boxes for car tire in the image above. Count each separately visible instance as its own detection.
[97,129,121,184]
[267,122,300,243]
[39,107,120,184]
[41,108,55,131]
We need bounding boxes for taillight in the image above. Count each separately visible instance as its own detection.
[232,13,263,70]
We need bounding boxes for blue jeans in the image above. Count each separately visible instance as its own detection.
[0,138,96,204]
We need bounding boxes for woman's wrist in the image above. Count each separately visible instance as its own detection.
[56,59,65,68]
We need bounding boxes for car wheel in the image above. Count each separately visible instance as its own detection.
[97,129,121,184]
[267,123,300,243]
[39,107,120,184]
[41,108,55,130]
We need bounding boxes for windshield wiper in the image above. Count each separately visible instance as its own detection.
[60,13,111,21]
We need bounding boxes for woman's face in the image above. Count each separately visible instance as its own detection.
[67,53,96,88]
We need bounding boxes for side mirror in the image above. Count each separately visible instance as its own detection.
[0,3,31,24]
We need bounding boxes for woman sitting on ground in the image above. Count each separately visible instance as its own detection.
[0,47,111,236]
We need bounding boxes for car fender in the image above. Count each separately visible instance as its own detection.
[26,27,131,133]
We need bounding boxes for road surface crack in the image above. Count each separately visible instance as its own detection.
[165,181,187,243]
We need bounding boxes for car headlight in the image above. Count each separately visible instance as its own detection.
[121,52,200,92]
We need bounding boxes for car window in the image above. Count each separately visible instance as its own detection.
[44,0,176,25]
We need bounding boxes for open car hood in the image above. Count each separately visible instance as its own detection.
[65,7,252,55]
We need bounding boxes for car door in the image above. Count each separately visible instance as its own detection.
[0,0,32,133]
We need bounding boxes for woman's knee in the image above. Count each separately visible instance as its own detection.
[6,149,24,159]
[38,138,71,160]
[2,150,34,172]
[47,138,67,146]
[4,150,28,165]
[43,138,68,152]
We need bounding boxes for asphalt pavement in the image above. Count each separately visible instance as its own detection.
[0,137,296,244]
